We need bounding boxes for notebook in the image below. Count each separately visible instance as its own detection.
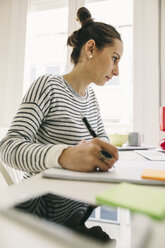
[142,169,165,181]
[118,146,155,151]
[135,150,165,161]
[42,160,165,186]
[96,182,165,220]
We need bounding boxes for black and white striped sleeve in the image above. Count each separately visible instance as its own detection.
[0,75,68,173]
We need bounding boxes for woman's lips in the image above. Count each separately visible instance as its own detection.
[106,76,111,81]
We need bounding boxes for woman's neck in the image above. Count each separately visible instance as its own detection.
[63,66,91,96]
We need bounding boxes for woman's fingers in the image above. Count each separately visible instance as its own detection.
[93,157,109,171]
[94,152,117,171]
[77,139,87,145]
[94,138,119,160]
[59,138,119,172]
[103,157,117,169]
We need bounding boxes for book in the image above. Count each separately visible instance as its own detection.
[96,182,165,220]
[142,169,165,181]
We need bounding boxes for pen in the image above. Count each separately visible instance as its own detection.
[81,114,112,159]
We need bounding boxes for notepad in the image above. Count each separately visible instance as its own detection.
[142,169,165,181]
[96,183,165,220]
[135,150,165,160]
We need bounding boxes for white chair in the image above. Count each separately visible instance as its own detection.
[0,160,25,185]
[0,160,13,185]
[0,127,24,186]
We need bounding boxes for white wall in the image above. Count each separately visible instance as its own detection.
[160,0,165,140]
[161,0,165,106]
[161,0,165,107]
[133,0,160,146]
[66,0,85,72]
[0,0,28,128]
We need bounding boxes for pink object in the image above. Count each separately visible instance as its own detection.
[160,139,165,150]
[160,106,165,131]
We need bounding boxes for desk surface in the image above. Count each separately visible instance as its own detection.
[0,151,146,207]
[0,151,165,248]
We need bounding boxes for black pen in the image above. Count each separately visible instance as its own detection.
[81,114,112,159]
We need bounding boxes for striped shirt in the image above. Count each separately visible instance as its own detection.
[0,74,108,173]
[0,74,110,233]
[14,192,110,241]
[15,193,95,229]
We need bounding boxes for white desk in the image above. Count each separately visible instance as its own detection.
[0,151,165,248]
[0,151,148,207]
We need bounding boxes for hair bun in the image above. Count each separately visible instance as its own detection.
[76,7,93,27]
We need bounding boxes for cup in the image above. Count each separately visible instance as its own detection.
[109,134,128,147]
[128,132,143,146]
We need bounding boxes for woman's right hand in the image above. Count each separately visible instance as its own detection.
[58,138,119,172]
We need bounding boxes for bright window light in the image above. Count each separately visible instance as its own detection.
[85,0,133,134]
[24,5,68,93]
[24,0,133,134]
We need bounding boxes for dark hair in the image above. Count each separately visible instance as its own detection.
[67,7,122,65]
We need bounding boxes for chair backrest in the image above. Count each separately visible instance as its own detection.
[0,127,24,186]
[0,160,25,185]
[0,160,13,185]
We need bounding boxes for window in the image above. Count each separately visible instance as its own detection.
[25,0,133,134]
[85,0,133,134]
[90,206,118,223]
[24,1,68,94]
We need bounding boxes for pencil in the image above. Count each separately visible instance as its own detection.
[81,114,112,159]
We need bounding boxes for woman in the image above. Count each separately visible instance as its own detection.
[0,7,123,240]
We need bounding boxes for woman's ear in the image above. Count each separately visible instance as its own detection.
[85,39,96,59]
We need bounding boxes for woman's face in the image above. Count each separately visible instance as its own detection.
[86,39,123,86]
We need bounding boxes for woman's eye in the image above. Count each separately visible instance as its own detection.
[113,56,118,63]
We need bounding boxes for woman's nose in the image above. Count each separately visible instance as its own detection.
[112,65,119,76]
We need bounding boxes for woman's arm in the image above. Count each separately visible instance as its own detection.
[0,75,69,173]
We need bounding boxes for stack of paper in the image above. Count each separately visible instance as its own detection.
[142,169,165,181]
[96,183,165,220]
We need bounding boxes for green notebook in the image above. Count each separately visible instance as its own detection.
[96,182,165,220]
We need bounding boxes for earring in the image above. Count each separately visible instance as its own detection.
[89,54,92,59]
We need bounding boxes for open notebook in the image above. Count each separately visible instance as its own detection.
[42,160,165,186]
